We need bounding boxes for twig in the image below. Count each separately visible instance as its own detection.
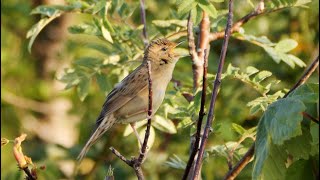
[302,112,319,124]
[139,0,148,47]
[209,0,266,42]
[109,1,152,179]
[192,0,234,179]
[224,144,255,180]
[23,167,36,180]
[109,147,133,166]
[187,13,200,91]
[182,49,209,180]
[223,55,319,180]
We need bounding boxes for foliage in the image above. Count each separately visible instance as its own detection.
[1,0,318,179]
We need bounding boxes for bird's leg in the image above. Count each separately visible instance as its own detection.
[130,123,143,147]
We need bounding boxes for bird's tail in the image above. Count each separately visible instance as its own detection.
[77,115,116,162]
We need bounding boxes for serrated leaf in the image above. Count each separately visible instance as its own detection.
[27,12,62,53]
[275,39,298,53]
[152,115,177,134]
[253,98,307,179]
[253,71,272,83]
[197,0,218,18]
[287,83,319,104]
[77,77,91,101]
[265,98,306,144]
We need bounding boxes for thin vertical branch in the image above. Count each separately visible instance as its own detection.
[139,0,148,46]
[223,55,319,180]
[182,49,209,180]
[109,1,151,179]
[192,0,234,179]
[188,13,200,91]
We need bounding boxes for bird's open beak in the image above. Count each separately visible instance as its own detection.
[173,40,185,48]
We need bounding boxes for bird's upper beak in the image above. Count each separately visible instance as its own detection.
[171,40,189,59]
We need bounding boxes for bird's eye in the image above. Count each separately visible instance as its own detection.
[160,59,168,65]
[161,47,167,51]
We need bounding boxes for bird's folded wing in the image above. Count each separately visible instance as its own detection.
[96,63,148,125]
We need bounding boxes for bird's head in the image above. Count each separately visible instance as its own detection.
[144,38,182,66]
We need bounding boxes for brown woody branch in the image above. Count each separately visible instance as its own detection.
[182,49,209,180]
[110,1,152,179]
[192,0,234,179]
[302,112,319,124]
[223,55,319,180]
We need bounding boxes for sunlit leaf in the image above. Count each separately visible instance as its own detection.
[275,39,298,53]
[152,115,177,134]
[27,12,62,53]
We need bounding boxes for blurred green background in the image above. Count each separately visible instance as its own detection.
[1,0,318,179]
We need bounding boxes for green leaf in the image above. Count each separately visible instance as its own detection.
[177,117,193,129]
[27,12,62,53]
[165,154,186,170]
[275,39,298,53]
[92,0,106,14]
[262,46,281,63]
[152,115,177,134]
[73,57,103,69]
[252,71,272,83]
[197,0,218,18]
[68,23,101,36]
[191,5,203,25]
[284,127,312,161]
[30,5,61,16]
[285,160,315,180]
[232,123,246,135]
[152,19,187,27]
[253,98,306,179]
[210,0,225,2]
[95,73,108,93]
[265,98,306,144]
[245,66,259,76]
[177,0,197,16]
[287,83,319,104]
[77,77,91,101]
[260,144,287,180]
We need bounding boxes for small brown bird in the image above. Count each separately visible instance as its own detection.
[78,38,182,161]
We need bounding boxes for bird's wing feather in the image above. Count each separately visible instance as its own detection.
[96,63,148,125]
